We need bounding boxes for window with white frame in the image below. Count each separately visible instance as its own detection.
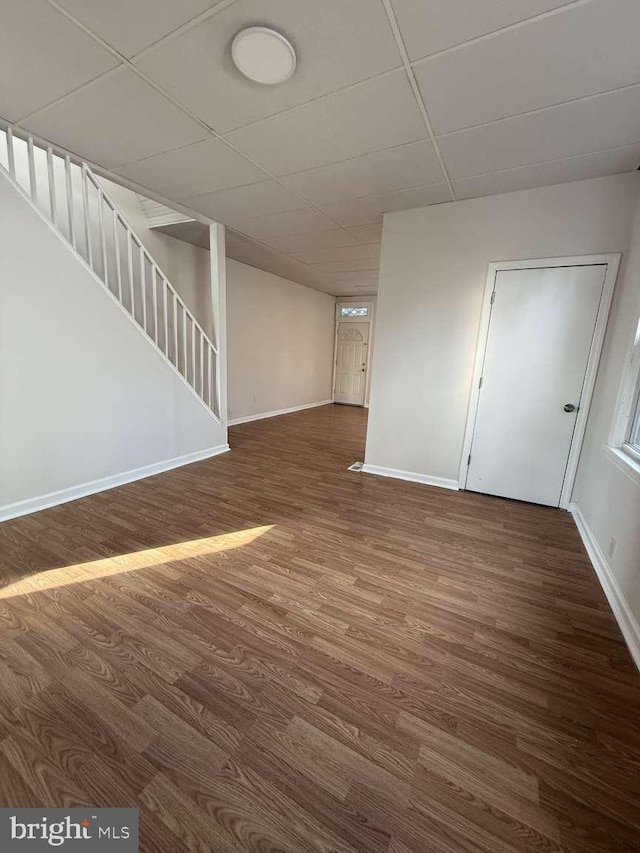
[340,306,369,317]
[612,314,640,465]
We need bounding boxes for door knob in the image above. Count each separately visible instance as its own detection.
[563,403,578,413]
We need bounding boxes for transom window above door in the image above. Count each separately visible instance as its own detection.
[340,306,369,317]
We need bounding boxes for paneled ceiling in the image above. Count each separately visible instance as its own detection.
[3,0,640,295]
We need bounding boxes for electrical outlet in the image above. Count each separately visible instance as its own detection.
[608,537,617,560]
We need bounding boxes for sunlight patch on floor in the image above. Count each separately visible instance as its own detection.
[0,525,273,599]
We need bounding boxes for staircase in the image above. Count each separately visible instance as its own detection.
[0,126,220,420]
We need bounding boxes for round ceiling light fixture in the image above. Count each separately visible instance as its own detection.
[231,26,296,85]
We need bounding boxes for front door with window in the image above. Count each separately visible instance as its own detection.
[334,322,369,405]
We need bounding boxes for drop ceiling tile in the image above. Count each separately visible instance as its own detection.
[226,71,427,176]
[0,0,119,121]
[292,244,380,264]
[136,0,400,132]
[452,144,640,199]
[438,85,640,178]
[321,270,380,283]
[281,140,444,204]
[24,67,209,168]
[262,229,361,253]
[320,183,453,226]
[415,0,640,134]
[115,137,266,199]
[185,180,304,221]
[312,258,380,273]
[347,224,384,244]
[229,208,338,240]
[389,0,575,60]
[54,0,224,58]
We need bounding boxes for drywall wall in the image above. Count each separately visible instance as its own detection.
[98,177,213,337]
[572,192,640,658]
[0,169,227,519]
[226,259,335,422]
[366,173,640,484]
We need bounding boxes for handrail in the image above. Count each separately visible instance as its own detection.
[83,167,218,356]
[0,125,219,418]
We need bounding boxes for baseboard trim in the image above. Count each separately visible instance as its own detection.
[361,463,459,491]
[228,400,333,426]
[570,502,640,670]
[0,444,230,523]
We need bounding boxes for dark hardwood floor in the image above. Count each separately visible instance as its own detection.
[0,404,639,852]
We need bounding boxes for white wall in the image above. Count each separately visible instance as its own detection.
[572,193,640,654]
[366,173,640,483]
[98,178,213,338]
[0,170,227,519]
[226,259,335,422]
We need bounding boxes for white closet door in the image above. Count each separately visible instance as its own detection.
[466,264,606,506]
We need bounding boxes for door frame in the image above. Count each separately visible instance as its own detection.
[333,301,375,406]
[458,254,621,509]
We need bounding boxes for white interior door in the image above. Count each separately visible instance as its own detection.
[466,264,607,506]
[334,322,369,405]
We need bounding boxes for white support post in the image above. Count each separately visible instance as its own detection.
[127,231,135,317]
[27,136,37,202]
[46,147,57,226]
[173,293,179,367]
[199,334,204,397]
[98,187,107,287]
[209,222,227,423]
[151,265,158,344]
[113,210,122,301]
[81,166,93,268]
[163,278,169,355]
[6,128,15,179]
[65,155,75,250]
[140,245,147,333]
[182,307,188,378]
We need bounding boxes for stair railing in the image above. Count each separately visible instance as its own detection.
[0,126,219,420]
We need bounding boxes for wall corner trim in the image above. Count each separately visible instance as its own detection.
[570,502,640,671]
[0,444,230,523]
[361,464,459,491]
[228,400,333,426]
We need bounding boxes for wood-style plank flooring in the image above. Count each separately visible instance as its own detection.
[0,404,639,852]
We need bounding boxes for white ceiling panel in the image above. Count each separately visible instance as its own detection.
[185,179,304,221]
[136,0,400,133]
[226,72,427,175]
[416,0,640,134]
[321,270,380,283]
[389,0,576,61]
[452,144,640,200]
[312,258,380,273]
[320,183,453,227]
[0,0,118,122]
[24,68,210,168]
[262,230,363,253]
[346,224,385,244]
[229,208,338,240]
[280,140,444,204]
[9,0,640,296]
[438,85,640,178]
[292,244,381,264]
[115,137,266,199]
[54,0,224,59]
